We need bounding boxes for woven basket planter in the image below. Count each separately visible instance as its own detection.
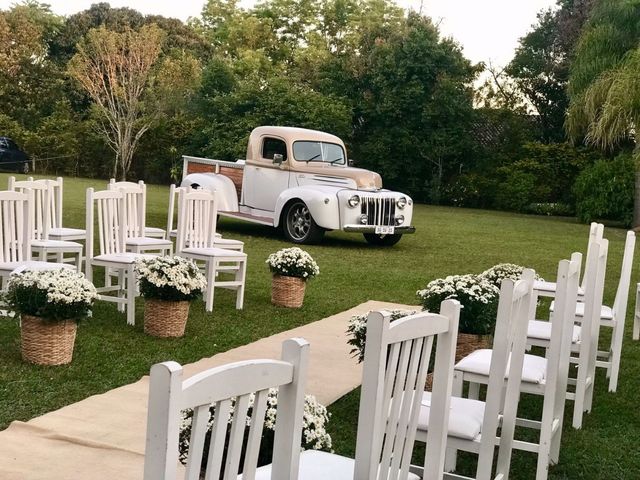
[144,299,190,338]
[426,333,491,390]
[21,315,77,366]
[271,275,306,308]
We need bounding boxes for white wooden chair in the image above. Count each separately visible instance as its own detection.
[24,176,87,242]
[453,256,582,480]
[85,187,153,326]
[533,222,602,299]
[527,240,608,429]
[176,189,247,311]
[253,302,461,480]
[550,231,634,393]
[143,337,310,480]
[416,271,536,480]
[168,184,244,252]
[0,190,72,290]
[108,180,173,255]
[8,177,83,271]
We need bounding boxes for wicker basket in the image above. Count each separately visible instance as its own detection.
[144,299,190,338]
[271,275,306,308]
[426,333,491,390]
[21,315,77,366]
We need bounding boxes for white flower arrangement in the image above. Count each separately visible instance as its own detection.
[266,247,320,280]
[5,269,97,321]
[347,309,417,363]
[417,274,500,335]
[179,389,332,468]
[135,256,207,301]
[480,263,543,288]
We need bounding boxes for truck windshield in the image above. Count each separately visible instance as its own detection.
[293,141,346,165]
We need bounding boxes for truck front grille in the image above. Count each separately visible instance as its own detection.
[361,196,396,226]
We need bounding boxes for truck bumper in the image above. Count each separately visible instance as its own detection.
[343,225,416,234]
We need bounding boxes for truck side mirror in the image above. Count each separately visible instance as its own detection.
[273,153,284,165]
[348,158,355,167]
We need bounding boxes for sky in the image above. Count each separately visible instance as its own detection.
[0,0,558,68]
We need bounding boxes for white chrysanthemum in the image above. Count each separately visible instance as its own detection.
[266,247,319,279]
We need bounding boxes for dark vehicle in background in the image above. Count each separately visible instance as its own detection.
[0,137,30,173]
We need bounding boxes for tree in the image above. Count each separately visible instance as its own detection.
[506,0,595,142]
[68,25,165,179]
[566,0,640,226]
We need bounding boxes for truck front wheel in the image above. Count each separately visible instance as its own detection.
[363,233,403,246]
[283,200,325,244]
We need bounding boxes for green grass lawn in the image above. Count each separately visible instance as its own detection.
[0,173,638,478]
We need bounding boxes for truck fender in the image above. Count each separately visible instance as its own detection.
[181,173,239,212]
[274,187,340,230]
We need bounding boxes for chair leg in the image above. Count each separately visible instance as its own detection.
[205,261,216,312]
[235,258,246,310]
[117,270,125,313]
[608,318,624,393]
[126,267,136,326]
[633,283,640,341]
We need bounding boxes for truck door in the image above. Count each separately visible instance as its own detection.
[244,136,290,212]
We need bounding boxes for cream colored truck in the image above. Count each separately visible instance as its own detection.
[181,126,415,245]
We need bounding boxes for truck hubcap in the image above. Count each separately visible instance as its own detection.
[288,204,311,240]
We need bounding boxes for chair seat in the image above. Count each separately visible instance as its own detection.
[249,450,420,480]
[456,349,547,384]
[31,239,82,249]
[418,392,486,441]
[48,227,86,239]
[549,300,613,320]
[528,319,581,343]
[92,253,155,265]
[125,236,172,247]
[0,261,72,274]
[534,280,585,297]
[182,247,247,258]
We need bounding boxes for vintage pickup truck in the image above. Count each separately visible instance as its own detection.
[181,126,415,245]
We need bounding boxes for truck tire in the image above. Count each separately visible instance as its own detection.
[363,233,403,246]
[283,200,324,244]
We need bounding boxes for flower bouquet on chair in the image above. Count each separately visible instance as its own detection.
[5,269,97,365]
[266,247,319,308]
[135,256,206,338]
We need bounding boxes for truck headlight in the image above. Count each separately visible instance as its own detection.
[348,195,360,208]
[360,214,368,224]
[397,196,407,209]
[395,215,405,225]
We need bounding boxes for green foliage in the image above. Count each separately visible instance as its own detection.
[506,0,595,142]
[494,171,537,213]
[573,153,634,227]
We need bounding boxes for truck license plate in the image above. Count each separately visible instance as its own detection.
[375,226,395,235]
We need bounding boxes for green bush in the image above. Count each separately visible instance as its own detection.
[442,173,497,208]
[494,171,537,212]
[573,153,634,227]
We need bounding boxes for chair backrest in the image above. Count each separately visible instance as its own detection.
[176,189,218,252]
[108,179,146,238]
[143,338,309,480]
[535,254,581,464]
[0,189,32,263]
[8,177,54,240]
[167,184,191,237]
[85,188,126,259]
[353,301,460,480]
[582,223,604,290]
[27,176,66,230]
[473,270,536,479]
[581,238,609,387]
[613,231,636,317]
